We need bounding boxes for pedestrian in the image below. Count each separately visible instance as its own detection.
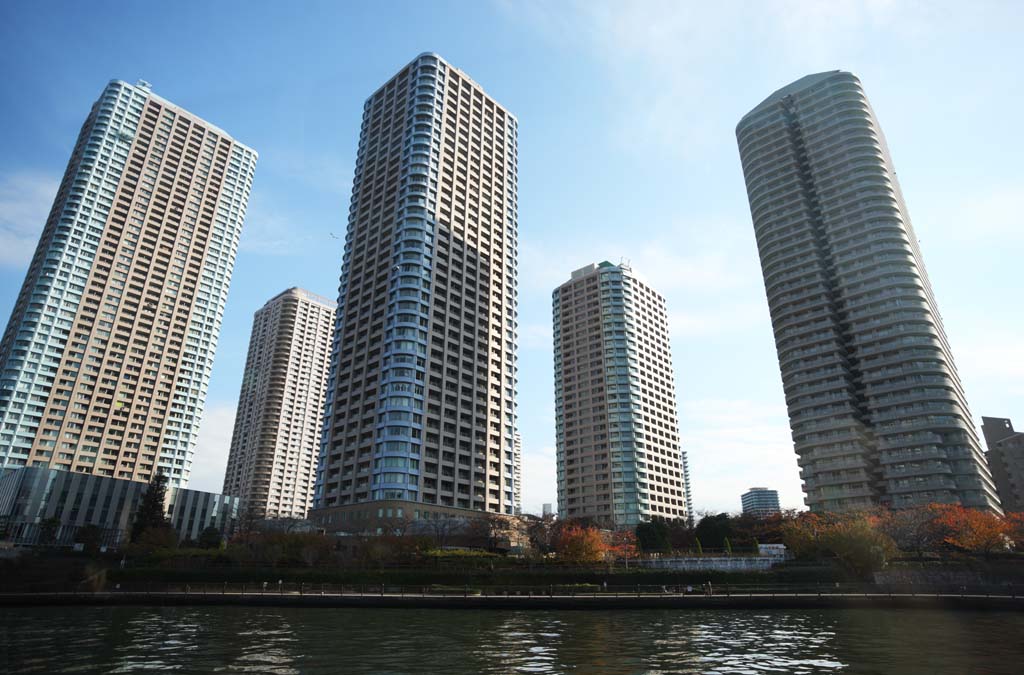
[706,581,713,597]
[602,580,607,593]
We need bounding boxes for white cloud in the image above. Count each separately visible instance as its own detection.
[519,216,760,296]
[506,0,933,158]
[188,400,237,493]
[0,172,58,268]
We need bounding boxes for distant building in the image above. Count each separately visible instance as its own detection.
[553,262,690,527]
[741,487,781,517]
[982,417,1024,512]
[0,79,257,488]
[736,71,999,512]
[223,288,335,519]
[542,503,553,517]
[0,467,241,547]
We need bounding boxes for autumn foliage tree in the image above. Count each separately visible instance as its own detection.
[782,512,898,578]
[875,506,944,556]
[605,529,639,559]
[554,523,607,563]
[930,504,1010,555]
[1006,512,1024,550]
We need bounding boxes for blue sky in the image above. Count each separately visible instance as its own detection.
[1,1,1022,514]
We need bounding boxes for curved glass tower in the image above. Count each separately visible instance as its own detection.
[736,71,1000,512]
[313,54,519,524]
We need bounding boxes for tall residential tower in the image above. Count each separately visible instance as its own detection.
[553,262,690,527]
[0,80,256,487]
[311,53,518,528]
[223,288,335,519]
[736,71,999,512]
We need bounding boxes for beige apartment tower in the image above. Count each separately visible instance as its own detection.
[553,262,691,528]
[311,53,519,530]
[0,79,256,487]
[223,288,335,519]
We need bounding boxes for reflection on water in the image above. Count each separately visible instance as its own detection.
[2,607,1022,674]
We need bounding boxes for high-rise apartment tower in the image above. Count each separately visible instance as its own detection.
[312,53,518,527]
[981,417,1024,513]
[553,262,690,527]
[0,80,256,487]
[741,487,781,517]
[223,288,335,519]
[736,71,999,512]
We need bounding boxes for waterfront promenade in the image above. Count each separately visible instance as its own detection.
[3,587,1021,611]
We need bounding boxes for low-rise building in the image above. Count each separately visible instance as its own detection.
[0,467,242,547]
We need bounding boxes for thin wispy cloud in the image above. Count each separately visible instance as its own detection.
[0,172,57,268]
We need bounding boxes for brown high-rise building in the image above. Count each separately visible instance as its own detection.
[553,262,691,528]
[311,53,519,529]
[223,288,335,519]
[0,80,257,487]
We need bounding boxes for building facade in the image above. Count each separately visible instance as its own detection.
[513,432,522,514]
[736,71,1000,512]
[741,487,781,517]
[223,288,335,519]
[0,466,241,546]
[982,417,1024,513]
[0,80,257,488]
[553,262,690,527]
[312,53,519,523]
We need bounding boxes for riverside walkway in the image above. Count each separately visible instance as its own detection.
[2,587,1021,611]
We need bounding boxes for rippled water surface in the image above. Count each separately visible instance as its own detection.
[3,607,1022,673]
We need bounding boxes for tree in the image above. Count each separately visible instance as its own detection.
[526,514,558,555]
[555,524,607,563]
[694,513,732,550]
[75,524,104,554]
[1005,512,1024,550]
[606,529,639,559]
[931,504,1010,555]
[131,472,171,543]
[875,506,943,556]
[783,512,897,578]
[134,524,178,550]
[823,516,898,578]
[424,515,464,550]
[38,517,62,547]
[635,518,670,553]
[198,525,224,550]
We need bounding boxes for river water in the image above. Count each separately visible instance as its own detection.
[2,607,1021,673]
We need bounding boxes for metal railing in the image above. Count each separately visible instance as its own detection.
[3,580,1019,599]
